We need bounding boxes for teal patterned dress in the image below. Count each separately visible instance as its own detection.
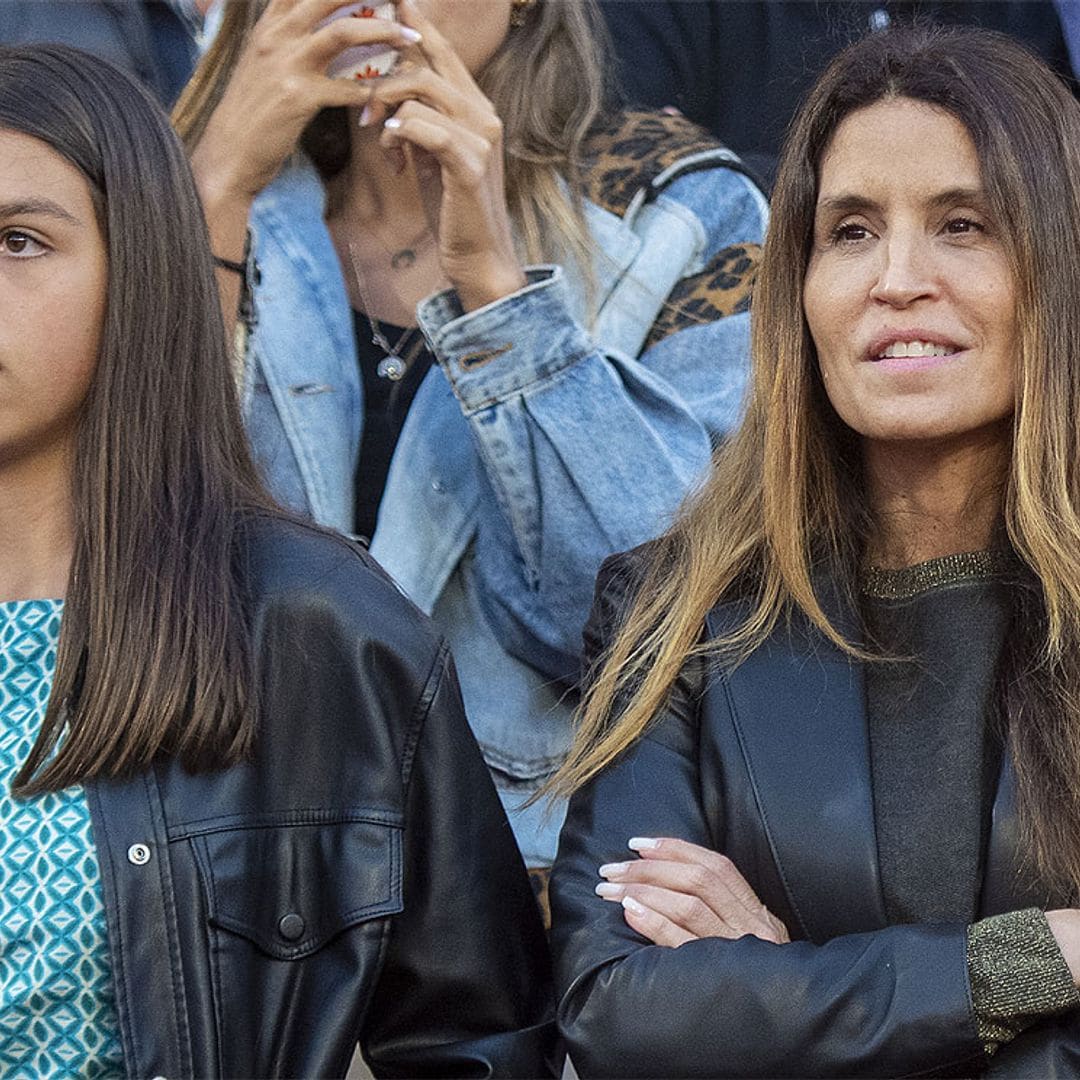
[0,599,124,1078]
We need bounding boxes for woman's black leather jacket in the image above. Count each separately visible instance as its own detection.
[550,549,1076,1078]
[82,514,554,1078]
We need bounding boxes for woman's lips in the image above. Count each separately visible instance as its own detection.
[869,349,967,373]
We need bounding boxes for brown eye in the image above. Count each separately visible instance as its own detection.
[830,222,872,243]
[944,217,983,235]
[0,230,45,256]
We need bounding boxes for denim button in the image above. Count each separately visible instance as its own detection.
[278,912,306,941]
[431,477,445,493]
[127,843,151,866]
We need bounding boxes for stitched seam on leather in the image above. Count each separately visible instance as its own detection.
[211,898,403,959]
[242,508,400,591]
[190,834,225,1076]
[719,668,812,941]
[167,808,403,840]
[400,640,450,790]
[146,769,194,1076]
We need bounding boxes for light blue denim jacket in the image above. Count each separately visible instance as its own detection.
[243,148,767,866]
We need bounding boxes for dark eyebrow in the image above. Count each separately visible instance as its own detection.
[815,194,880,218]
[925,186,990,212]
[815,187,990,217]
[0,197,82,226]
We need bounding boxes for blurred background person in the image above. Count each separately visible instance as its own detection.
[0,0,207,106]
[173,0,768,890]
[598,0,1074,185]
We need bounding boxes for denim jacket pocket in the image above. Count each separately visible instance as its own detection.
[193,813,404,961]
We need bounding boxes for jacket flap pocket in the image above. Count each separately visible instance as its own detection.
[199,818,403,959]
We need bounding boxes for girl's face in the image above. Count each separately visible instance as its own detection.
[802,97,1017,448]
[0,129,105,473]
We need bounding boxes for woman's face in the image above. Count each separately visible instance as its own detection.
[415,0,512,73]
[0,129,106,472]
[802,97,1017,447]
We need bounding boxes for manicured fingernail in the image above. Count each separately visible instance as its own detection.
[400,26,422,42]
[628,837,660,851]
[358,104,372,127]
[599,862,629,878]
[384,116,402,130]
[595,882,623,899]
[622,895,648,916]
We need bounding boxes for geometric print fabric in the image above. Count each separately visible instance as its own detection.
[0,600,123,1078]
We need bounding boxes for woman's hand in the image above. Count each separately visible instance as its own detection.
[596,837,791,947]
[191,0,419,213]
[364,0,526,311]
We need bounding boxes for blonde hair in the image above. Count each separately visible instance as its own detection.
[173,0,610,272]
[550,26,1080,896]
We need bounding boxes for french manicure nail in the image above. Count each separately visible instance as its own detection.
[595,882,623,899]
[598,861,629,878]
[628,837,660,851]
[384,116,402,130]
[358,104,372,127]
[622,895,647,916]
[400,26,423,42]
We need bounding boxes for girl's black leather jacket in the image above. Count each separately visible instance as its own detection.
[83,514,554,1078]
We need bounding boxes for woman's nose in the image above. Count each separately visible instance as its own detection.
[868,235,937,307]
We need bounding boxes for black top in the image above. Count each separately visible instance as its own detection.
[860,553,1011,923]
[351,311,434,541]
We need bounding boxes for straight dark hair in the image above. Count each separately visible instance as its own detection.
[1,45,278,796]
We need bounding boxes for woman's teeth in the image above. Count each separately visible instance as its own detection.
[878,340,957,359]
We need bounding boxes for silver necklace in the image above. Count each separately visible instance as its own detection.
[347,237,428,381]
[368,319,422,381]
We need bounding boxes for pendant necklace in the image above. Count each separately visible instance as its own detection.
[347,236,432,381]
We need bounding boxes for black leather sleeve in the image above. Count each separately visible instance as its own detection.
[549,553,985,1078]
[361,643,556,1078]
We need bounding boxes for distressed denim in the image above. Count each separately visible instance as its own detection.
[244,153,766,865]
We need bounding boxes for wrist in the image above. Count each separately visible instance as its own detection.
[190,144,258,225]
[454,262,527,313]
[1045,909,1080,985]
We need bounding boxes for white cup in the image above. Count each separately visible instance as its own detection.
[320,2,400,81]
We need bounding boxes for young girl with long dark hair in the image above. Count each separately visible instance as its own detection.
[0,43,551,1079]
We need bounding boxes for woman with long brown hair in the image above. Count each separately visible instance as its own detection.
[549,25,1080,1077]
[0,42,550,1078]
[172,0,767,875]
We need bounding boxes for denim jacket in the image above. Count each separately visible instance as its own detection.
[243,113,767,865]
